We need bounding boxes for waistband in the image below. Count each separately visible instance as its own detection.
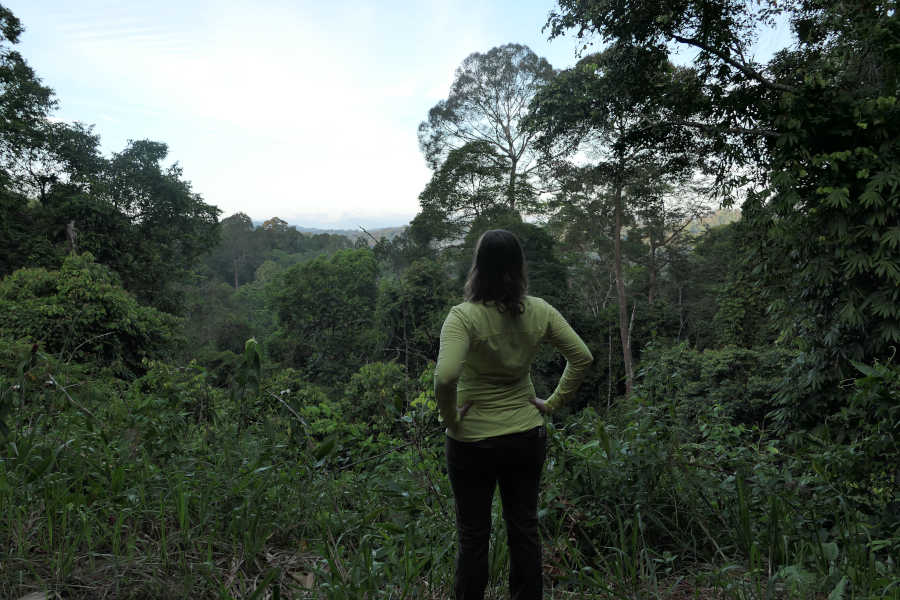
[447,425,545,448]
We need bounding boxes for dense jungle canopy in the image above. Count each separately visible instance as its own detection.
[0,1,897,597]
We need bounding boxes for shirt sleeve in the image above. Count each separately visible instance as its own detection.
[434,307,470,430]
[544,303,593,413]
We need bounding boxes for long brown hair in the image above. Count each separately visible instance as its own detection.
[464,229,528,315]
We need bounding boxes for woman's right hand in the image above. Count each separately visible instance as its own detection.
[530,397,549,414]
[458,401,473,419]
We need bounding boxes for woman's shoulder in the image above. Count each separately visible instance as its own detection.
[452,297,553,320]
[452,300,475,313]
[524,296,564,325]
[456,297,546,311]
[524,295,552,311]
[448,301,479,322]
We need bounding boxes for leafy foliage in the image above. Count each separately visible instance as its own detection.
[96,140,220,311]
[268,248,378,383]
[0,253,179,373]
[418,141,516,237]
[343,361,408,431]
[375,258,456,374]
[638,342,798,427]
[545,0,900,417]
[203,212,351,289]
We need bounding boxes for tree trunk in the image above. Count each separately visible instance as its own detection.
[613,181,634,397]
[66,220,78,254]
[507,160,518,211]
[233,256,239,290]
[648,238,657,304]
[607,327,613,410]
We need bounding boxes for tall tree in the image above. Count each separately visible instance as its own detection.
[0,8,102,204]
[0,5,57,271]
[418,43,556,214]
[204,212,256,289]
[101,140,220,311]
[0,6,221,316]
[20,121,104,202]
[546,0,900,420]
[268,248,378,384]
[527,45,702,396]
[0,5,54,190]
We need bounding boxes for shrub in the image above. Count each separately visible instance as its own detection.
[637,342,798,426]
[343,361,408,430]
[0,253,179,375]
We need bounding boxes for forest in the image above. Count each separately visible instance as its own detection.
[0,1,898,598]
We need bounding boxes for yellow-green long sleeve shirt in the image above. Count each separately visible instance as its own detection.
[435,296,593,442]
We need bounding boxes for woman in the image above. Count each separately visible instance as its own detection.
[435,229,593,600]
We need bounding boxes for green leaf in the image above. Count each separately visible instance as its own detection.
[827,576,848,600]
[247,568,280,600]
[850,360,877,377]
[821,541,839,562]
[823,187,850,209]
[312,435,338,461]
[881,227,900,249]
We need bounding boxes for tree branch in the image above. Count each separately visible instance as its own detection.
[671,34,797,94]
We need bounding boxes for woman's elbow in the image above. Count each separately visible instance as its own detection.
[434,372,458,391]
[577,349,594,367]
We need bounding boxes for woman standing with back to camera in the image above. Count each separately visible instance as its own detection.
[435,229,593,600]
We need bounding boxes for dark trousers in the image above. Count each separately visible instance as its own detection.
[446,426,547,600]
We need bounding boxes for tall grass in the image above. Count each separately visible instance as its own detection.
[1,343,897,598]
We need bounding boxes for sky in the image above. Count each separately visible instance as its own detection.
[7,1,793,230]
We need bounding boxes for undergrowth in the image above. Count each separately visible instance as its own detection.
[1,339,897,598]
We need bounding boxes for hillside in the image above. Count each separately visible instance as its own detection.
[250,221,407,244]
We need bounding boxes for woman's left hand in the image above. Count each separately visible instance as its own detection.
[530,397,549,414]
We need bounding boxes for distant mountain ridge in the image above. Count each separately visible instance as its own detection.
[298,225,406,244]
[245,209,739,244]
[249,220,406,244]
